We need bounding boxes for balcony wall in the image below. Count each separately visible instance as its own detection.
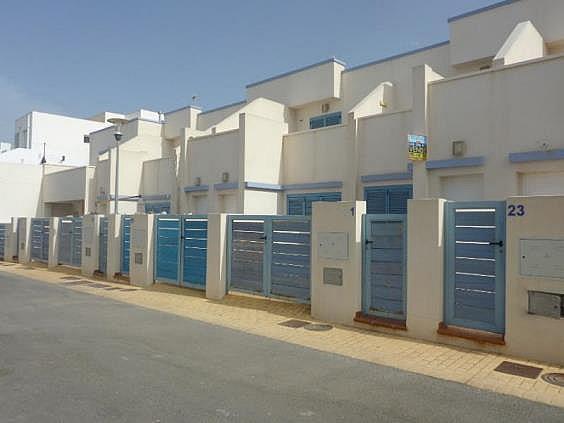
[282,125,348,186]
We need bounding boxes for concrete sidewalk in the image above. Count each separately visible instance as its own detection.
[1,262,563,408]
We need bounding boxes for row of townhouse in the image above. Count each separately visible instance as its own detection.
[1,0,564,367]
[24,0,564,220]
[1,0,563,222]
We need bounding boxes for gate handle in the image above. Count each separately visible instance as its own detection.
[365,240,373,245]
[259,236,267,240]
[489,240,504,247]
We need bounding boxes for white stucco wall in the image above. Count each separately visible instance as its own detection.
[425,54,564,200]
[13,111,110,166]
[357,110,411,179]
[449,0,564,66]
[141,157,175,197]
[282,125,348,186]
[42,166,94,203]
[0,163,43,222]
[246,59,344,108]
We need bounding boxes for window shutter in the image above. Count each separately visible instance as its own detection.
[365,188,388,214]
[388,186,412,214]
[287,197,305,215]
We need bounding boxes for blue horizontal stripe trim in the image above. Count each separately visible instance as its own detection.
[214,182,239,191]
[246,57,346,88]
[509,149,564,163]
[244,182,283,192]
[141,194,171,201]
[283,181,343,191]
[198,100,247,116]
[448,0,519,23]
[344,41,449,73]
[107,194,140,202]
[184,185,209,193]
[426,156,485,170]
[361,171,412,183]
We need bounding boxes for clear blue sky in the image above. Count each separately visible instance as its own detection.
[0,0,499,140]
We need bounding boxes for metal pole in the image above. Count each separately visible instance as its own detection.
[114,140,119,214]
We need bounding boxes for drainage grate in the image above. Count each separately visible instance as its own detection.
[304,323,333,332]
[104,287,122,291]
[494,361,543,379]
[60,276,82,281]
[62,280,93,286]
[119,288,138,292]
[541,373,564,387]
[278,319,310,329]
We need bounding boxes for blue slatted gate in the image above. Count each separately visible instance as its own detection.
[31,218,50,263]
[99,217,108,274]
[154,215,208,289]
[0,223,7,260]
[363,215,407,321]
[444,202,506,334]
[120,215,133,275]
[58,217,82,268]
[228,216,311,302]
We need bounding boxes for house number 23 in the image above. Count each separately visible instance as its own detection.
[507,204,525,217]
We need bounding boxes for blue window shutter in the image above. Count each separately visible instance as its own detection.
[309,112,342,129]
[324,112,342,127]
[288,192,341,216]
[287,197,305,215]
[388,186,412,214]
[365,188,388,214]
[309,116,325,129]
[365,185,412,214]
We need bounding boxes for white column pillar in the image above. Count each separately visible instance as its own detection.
[405,198,446,339]
[18,217,32,264]
[6,219,17,262]
[129,214,155,287]
[81,215,101,277]
[205,213,228,300]
[107,214,122,280]
[311,201,366,325]
[47,217,59,269]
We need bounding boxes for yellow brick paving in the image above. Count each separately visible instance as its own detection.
[1,263,563,408]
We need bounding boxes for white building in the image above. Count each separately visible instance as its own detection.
[1,111,113,166]
[1,0,564,221]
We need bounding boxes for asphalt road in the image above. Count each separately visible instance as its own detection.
[0,271,562,423]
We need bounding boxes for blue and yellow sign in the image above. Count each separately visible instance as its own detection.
[408,134,427,161]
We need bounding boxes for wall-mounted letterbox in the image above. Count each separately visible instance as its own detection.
[528,291,562,319]
[520,239,564,279]
[318,232,349,260]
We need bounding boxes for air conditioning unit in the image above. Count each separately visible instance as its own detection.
[321,103,330,113]
[222,172,229,183]
[194,177,201,186]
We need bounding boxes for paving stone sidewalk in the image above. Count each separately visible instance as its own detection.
[1,263,563,408]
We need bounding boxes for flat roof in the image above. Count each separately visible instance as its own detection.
[344,41,450,73]
[246,57,346,89]
[198,100,247,116]
[448,0,520,23]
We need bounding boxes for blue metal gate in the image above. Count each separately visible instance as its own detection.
[154,215,208,289]
[120,215,133,275]
[228,216,311,302]
[363,215,407,321]
[31,218,50,263]
[99,217,108,274]
[444,201,506,334]
[0,223,7,260]
[58,217,82,267]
